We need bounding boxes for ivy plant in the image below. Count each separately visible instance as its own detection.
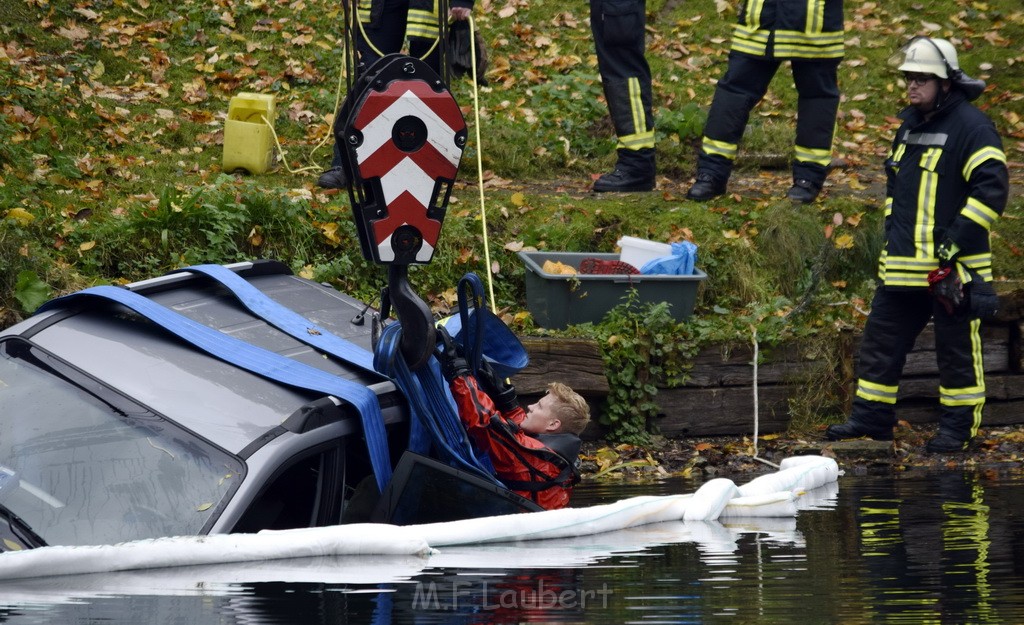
[592,291,696,445]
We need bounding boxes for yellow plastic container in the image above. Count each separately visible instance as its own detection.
[223,93,276,174]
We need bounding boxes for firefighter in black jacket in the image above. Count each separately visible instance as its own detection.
[686,0,844,204]
[318,0,474,189]
[589,0,656,192]
[826,37,1009,453]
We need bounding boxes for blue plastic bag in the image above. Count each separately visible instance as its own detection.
[639,241,698,275]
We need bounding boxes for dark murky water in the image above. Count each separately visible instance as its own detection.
[3,468,1024,624]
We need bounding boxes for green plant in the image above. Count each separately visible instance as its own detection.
[657,102,707,142]
[592,292,695,445]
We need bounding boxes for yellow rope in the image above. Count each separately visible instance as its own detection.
[466,15,496,310]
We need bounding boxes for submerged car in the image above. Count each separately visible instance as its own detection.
[0,261,537,552]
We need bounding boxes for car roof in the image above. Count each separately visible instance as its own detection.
[4,262,403,455]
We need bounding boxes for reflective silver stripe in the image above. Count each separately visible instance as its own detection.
[902,131,948,147]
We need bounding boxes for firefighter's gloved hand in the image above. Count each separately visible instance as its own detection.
[477,360,519,413]
[435,326,469,381]
[927,266,964,315]
[937,238,960,268]
[969,279,999,320]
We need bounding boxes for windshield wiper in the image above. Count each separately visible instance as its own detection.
[0,503,47,550]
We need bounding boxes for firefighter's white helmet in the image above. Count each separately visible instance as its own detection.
[894,37,959,79]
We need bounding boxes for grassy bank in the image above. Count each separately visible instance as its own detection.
[2,0,1022,437]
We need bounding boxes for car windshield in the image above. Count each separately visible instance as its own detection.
[0,338,244,547]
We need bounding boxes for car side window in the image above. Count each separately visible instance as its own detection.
[233,446,343,533]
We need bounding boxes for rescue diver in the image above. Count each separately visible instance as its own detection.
[686,0,844,204]
[318,0,474,189]
[826,37,1008,453]
[437,329,591,510]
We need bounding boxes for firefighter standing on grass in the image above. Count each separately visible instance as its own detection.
[589,0,657,193]
[826,37,1008,453]
[318,0,474,189]
[686,0,844,204]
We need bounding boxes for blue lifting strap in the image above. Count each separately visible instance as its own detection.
[174,265,437,470]
[39,286,393,494]
[174,264,375,373]
[374,321,500,485]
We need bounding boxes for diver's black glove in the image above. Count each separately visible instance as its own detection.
[435,326,469,381]
[968,278,999,320]
[476,360,519,413]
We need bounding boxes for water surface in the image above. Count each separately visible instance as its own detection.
[3,468,1024,624]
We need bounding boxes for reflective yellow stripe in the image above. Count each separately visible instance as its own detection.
[940,386,986,406]
[773,30,844,58]
[880,254,934,287]
[773,31,845,45]
[963,197,1000,230]
[970,403,984,439]
[702,137,738,160]
[962,146,1007,181]
[971,317,984,399]
[892,142,907,166]
[731,39,769,56]
[917,168,938,258]
[882,274,930,288]
[732,25,770,43]
[617,130,655,150]
[731,24,769,56]
[407,25,438,38]
[856,379,899,404]
[884,197,893,218]
[805,0,823,33]
[358,0,372,22]
[961,254,993,281]
[773,45,845,59]
[406,5,439,38]
[884,256,937,271]
[920,147,942,171]
[794,144,832,166]
[746,0,765,29]
[628,77,646,140]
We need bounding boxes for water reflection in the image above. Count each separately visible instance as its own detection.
[3,470,1024,624]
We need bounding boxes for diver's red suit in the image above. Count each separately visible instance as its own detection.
[449,375,581,510]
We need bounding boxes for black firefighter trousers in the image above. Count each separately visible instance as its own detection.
[849,287,986,443]
[590,0,655,171]
[697,51,840,186]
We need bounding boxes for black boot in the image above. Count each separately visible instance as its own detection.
[925,432,970,453]
[686,171,727,201]
[317,166,348,189]
[787,178,821,204]
[592,148,655,193]
[825,421,894,442]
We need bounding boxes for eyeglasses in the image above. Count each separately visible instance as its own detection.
[904,73,937,86]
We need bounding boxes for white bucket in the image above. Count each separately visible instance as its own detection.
[617,236,672,270]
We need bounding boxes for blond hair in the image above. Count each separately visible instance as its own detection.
[546,382,590,435]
